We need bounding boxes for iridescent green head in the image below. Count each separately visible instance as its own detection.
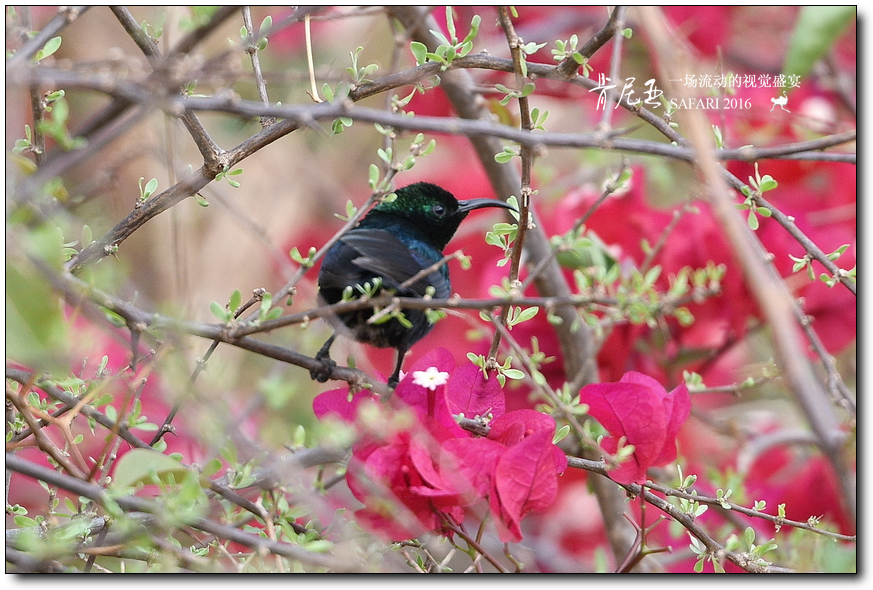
[368,182,516,250]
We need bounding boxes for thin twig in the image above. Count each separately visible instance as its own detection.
[242,6,276,127]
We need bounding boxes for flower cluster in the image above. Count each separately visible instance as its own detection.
[313,348,567,542]
[579,371,691,484]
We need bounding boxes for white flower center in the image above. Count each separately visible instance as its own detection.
[411,366,449,390]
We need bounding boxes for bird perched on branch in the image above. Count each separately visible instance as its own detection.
[310,182,515,387]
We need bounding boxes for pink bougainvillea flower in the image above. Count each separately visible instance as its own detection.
[393,348,468,438]
[347,427,469,540]
[447,410,568,543]
[491,427,569,542]
[311,386,378,423]
[580,371,691,484]
[445,362,505,419]
[312,349,568,543]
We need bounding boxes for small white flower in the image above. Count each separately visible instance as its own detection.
[411,366,449,391]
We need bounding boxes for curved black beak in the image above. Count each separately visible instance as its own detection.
[457,198,518,214]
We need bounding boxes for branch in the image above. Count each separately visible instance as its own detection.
[4,6,90,70]
[4,453,362,571]
[5,367,153,451]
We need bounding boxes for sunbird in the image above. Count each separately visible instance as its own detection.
[310,182,515,387]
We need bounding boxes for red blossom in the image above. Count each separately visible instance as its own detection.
[491,428,568,542]
[311,349,567,542]
[445,362,506,419]
[580,371,691,484]
[347,428,469,540]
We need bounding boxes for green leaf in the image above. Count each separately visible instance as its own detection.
[494,149,517,164]
[747,211,759,230]
[502,368,525,380]
[515,306,539,323]
[410,41,428,66]
[758,175,778,192]
[80,225,93,248]
[210,301,229,322]
[552,424,570,445]
[143,177,158,198]
[228,289,242,315]
[828,244,849,260]
[743,526,756,548]
[783,6,855,81]
[259,292,274,320]
[34,36,62,62]
[444,6,456,42]
[322,83,334,102]
[111,449,190,491]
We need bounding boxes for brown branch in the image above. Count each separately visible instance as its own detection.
[109,5,223,165]
[4,6,90,70]
[6,385,88,480]
[6,367,153,450]
[556,6,625,78]
[595,6,629,130]
[241,6,276,127]
[4,452,362,571]
[486,7,534,363]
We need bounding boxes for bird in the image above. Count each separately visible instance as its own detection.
[309,181,516,388]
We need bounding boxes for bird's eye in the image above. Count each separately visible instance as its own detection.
[431,203,446,217]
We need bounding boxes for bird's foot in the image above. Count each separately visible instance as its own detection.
[309,355,337,383]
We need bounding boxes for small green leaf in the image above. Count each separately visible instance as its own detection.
[322,83,335,102]
[827,244,849,260]
[747,211,759,230]
[410,41,428,65]
[228,289,242,314]
[143,177,158,198]
[515,307,539,323]
[502,368,525,380]
[259,15,272,36]
[552,424,570,445]
[34,36,62,62]
[259,292,274,320]
[758,175,778,192]
[201,458,223,478]
[80,225,93,248]
[111,448,190,491]
[210,301,229,322]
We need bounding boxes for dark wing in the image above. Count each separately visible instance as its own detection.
[320,229,449,299]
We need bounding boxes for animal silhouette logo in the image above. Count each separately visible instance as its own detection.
[770,91,790,112]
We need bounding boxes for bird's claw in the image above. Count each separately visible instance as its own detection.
[309,356,337,383]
